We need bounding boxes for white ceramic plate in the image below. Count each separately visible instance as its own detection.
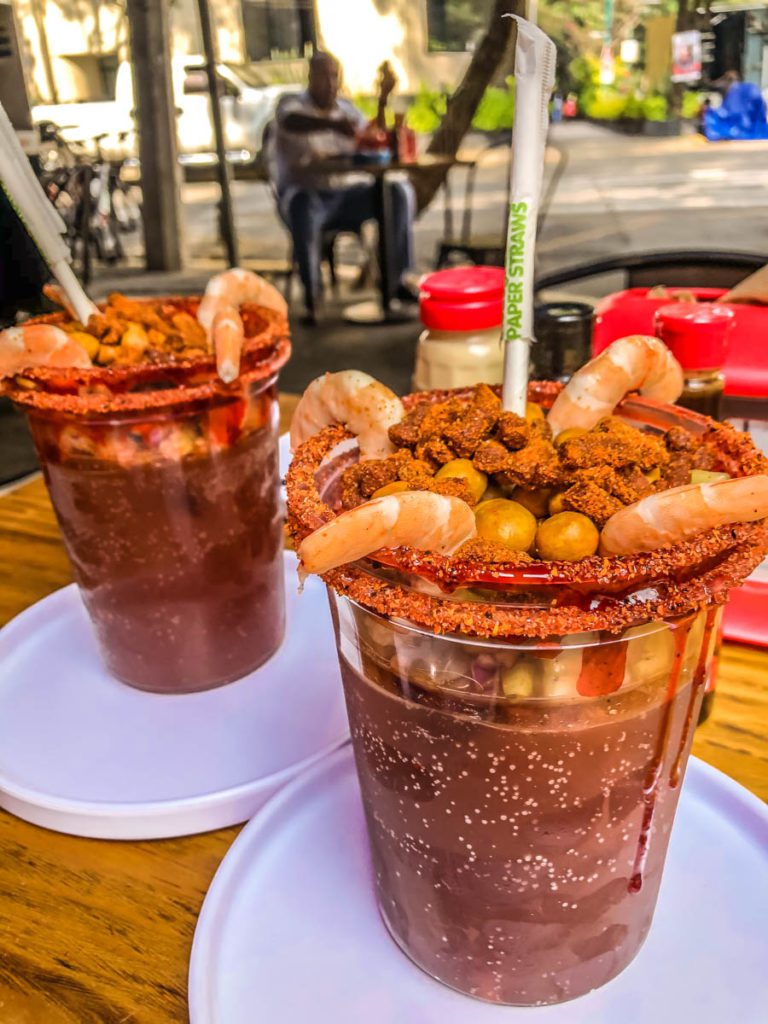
[0,551,348,839]
[189,747,768,1024]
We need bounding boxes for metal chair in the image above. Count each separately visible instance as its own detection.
[259,120,370,310]
[535,251,768,294]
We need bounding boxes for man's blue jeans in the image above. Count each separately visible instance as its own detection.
[278,180,414,312]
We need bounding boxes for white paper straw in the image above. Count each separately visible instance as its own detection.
[0,101,97,324]
[501,16,557,414]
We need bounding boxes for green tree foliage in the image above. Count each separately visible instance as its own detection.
[425,0,495,52]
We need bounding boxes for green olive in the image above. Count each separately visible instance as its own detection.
[501,659,538,697]
[475,499,537,551]
[372,480,410,498]
[525,401,545,423]
[548,492,567,515]
[536,511,599,561]
[690,469,729,485]
[625,623,675,684]
[479,483,505,504]
[436,458,488,503]
[513,487,552,518]
[554,427,587,446]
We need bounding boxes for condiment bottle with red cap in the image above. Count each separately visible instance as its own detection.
[414,267,505,390]
[654,302,735,419]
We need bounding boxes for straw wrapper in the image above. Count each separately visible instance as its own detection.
[0,101,97,324]
[501,16,557,413]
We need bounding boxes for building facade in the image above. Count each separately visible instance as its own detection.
[14,0,486,105]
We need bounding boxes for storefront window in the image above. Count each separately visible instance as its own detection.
[425,0,493,53]
[241,0,316,62]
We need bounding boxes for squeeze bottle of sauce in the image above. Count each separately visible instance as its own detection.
[414,267,505,391]
[655,301,735,725]
[654,302,734,419]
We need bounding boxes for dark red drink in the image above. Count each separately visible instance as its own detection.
[12,304,290,693]
[332,597,714,1005]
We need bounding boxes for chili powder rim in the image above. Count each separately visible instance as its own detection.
[4,298,291,417]
[286,385,768,638]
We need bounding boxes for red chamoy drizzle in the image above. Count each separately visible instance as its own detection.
[576,638,628,697]
[629,616,693,894]
[669,607,718,788]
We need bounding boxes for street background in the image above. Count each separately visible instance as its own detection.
[94,121,768,397]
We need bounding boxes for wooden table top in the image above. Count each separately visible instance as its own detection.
[0,392,765,1022]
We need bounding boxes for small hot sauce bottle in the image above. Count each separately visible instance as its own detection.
[654,302,734,419]
[654,302,735,725]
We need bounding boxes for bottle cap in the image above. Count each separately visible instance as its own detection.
[654,302,734,370]
[419,266,505,332]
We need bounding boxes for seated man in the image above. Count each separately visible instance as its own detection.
[272,51,415,322]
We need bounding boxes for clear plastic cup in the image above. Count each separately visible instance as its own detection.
[329,593,719,1006]
[11,303,290,693]
[288,386,763,1006]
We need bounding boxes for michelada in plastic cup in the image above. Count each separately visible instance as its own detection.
[287,351,768,1005]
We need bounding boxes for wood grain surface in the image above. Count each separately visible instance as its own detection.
[0,392,765,1023]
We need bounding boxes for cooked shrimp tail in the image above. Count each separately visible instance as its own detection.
[548,335,684,436]
[0,323,92,378]
[290,370,405,460]
[298,490,477,574]
[197,267,288,335]
[600,474,768,555]
[211,306,244,383]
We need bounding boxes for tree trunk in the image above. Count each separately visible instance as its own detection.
[412,0,525,214]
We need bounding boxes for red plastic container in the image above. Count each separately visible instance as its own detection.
[593,287,768,648]
[593,287,768,400]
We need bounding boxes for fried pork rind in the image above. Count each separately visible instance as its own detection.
[340,450,440,509]
[472,439,513,476]
[560,480,625,527]
[664,426,697,453]
[496,412,531,450]
[340,457,401,508]
[377,387,715,529]
[414,436,456,467]
[387,403,430,448]
[559,416,668,473]
[662,453,695,488]
[495,435,564,490]
[388,384,501,459]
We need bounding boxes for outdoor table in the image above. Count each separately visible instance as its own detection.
[317,154,470,325]
[0,391,765,1021]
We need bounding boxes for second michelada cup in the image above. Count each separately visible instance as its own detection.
[8,298,290,693]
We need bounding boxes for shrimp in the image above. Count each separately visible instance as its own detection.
[599,474,768,556]
[197,268,288,384]
[298,490,477,574]
[0,323,92,378]
[211,307,244,383]
[290,370,405,460]
[547,335,684,436]
[197,268,288,331]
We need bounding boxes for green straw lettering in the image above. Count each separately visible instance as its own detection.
[504,200,528,342]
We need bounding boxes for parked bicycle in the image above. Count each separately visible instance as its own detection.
[36,122,141,285]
